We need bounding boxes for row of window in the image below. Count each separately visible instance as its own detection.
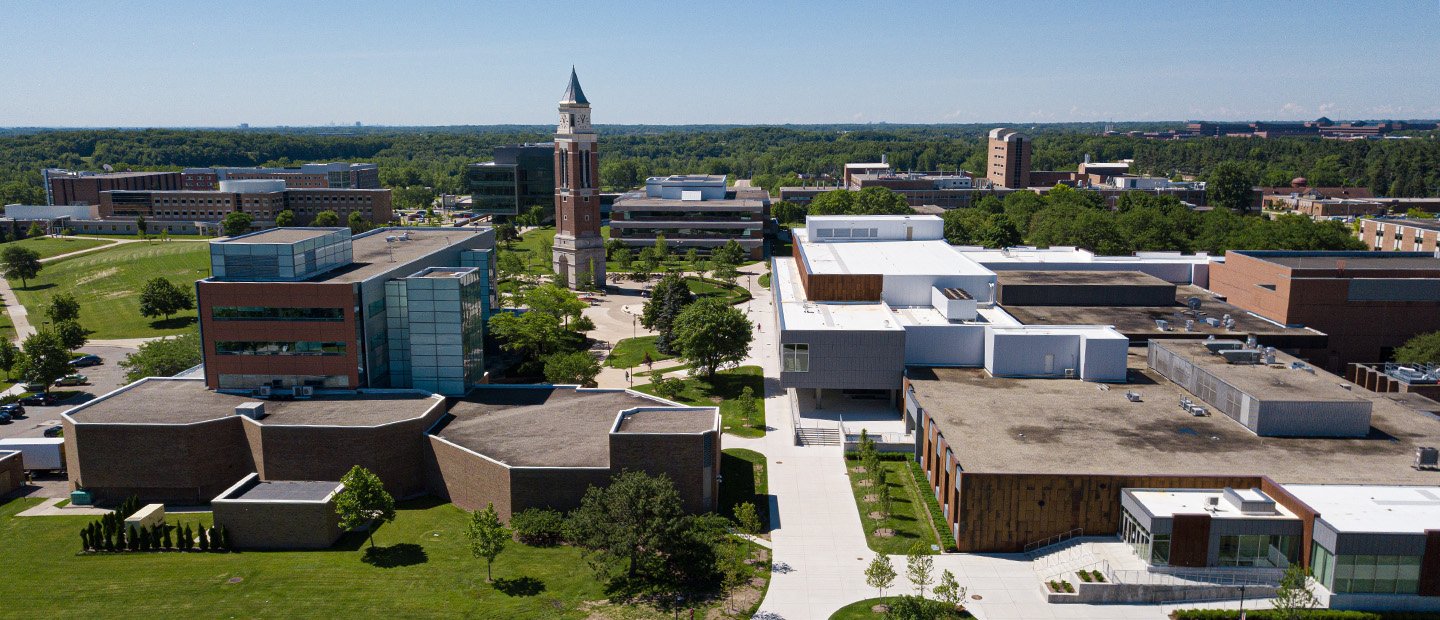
[1312,543,1422,595]
[782,344,809,372]
[212,306,345,321]
[214,341,347,356]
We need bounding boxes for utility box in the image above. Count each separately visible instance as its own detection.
[70,490,93,506]
[125,504,166,530]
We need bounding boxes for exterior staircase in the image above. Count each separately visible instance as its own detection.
[795,427,841,446]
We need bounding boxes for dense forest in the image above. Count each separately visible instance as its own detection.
[2,125,1438,210]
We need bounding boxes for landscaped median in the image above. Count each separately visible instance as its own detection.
[829,596,971,619]
[603,335,674,369]
[843,452,945,555]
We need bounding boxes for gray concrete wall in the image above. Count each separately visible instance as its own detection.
[779,328,904,390]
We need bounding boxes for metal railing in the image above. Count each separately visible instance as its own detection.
[1023,528,1084,556]
[1107,566,1283,587]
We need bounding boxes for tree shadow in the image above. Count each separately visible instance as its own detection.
[361,543,428,568]
[493,576,546,597]
[148,316,197,330]
[19,283,56,292]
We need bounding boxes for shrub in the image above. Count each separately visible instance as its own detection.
[197,527,210,551]
[138,526,150,551]
[510,508,566,546]
[162,525,172,549]
[1078,570,1092,582]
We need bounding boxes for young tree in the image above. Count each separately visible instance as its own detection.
[613,247,633,270]
[197,526,209,551]
[138,277,194,321]
[865,551,897,597]
[684,248,700,266]
[465,503,510,582]
[54,320,88,351]
[906,543,935,598]
[933,569,966,610]
[670,298,753,378]
[119,332,202,381]
[348,211,372,234]
[737,386,758,428]
[135,215,148,238]
[312,210,341,227]
[488,311,565,372]
[18,330,71,395]
[161,524,172,549]
[733,500,762,556]
[1,245,42,288]
[878,473,894,520]
[274,209,296,227]
[26,222,45,239]
[336,465,396,549]
[652,234,669,261]
[46,292,81,324]
[1395,330,1440,365]
[220,211,254,237]
[0,339,19,381]
[1273,564,1319,620]
[543,350,601,387]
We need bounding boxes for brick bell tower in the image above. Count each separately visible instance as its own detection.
[551,67,606,289]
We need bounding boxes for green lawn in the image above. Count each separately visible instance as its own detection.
[73,233,217,240]
[499,226,558,276]
[0,497,654,618]
[830,597,971,619]
[11,241,210,339]
[845,456,943,555]
[719,448,769,529]
[758,273,770,289]
[605,335,674,369]
[7,236,114,259]
[685,277,751,305]
[909,461,958,552]
[633,365,766,438]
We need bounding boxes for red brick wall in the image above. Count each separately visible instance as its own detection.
[609,430,719,514]
[426,437,512,516]
[249,407,443,500]
[196,281,359,389]
[214,496,343,550]
[68,418,256,506]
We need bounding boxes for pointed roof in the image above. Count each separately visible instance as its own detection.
[560,67,589,105]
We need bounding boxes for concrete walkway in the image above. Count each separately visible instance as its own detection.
[17,497,212,517]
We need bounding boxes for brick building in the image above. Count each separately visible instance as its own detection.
[211,475,345,550]
[610,175,771,259]
[44,169,180,206]
[1209,250,1440,370]
[0,450,23,497]
[99,180,393,227]
[551,68,606,289]
[1359,218,1440,253]
[198,227,495,394]
[180,163,380,191]
[987,128,1032,189]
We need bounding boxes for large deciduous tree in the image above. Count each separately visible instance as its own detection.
[312,210,341,227]
[220,211,254,237]
[670,298,753,378]
[119,332,201,382]
[1395,331,1440,365]
[1,245,42,288]
[1206,161,1259,214]
[138,277,194,321]
[45,292,81,324]
[641,274,695,354]
[18,330,71,395]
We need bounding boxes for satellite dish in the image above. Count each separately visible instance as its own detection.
[1186,297,1203,311]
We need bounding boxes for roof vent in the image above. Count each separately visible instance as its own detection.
[1222,487,1276,515]
[1417,447,1439,470]
[235,402,266,420]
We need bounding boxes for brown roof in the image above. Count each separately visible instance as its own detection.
[616,408,717,434]
[65,379,442,426]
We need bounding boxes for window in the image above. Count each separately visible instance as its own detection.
[214,341,346,356]
[211,306,345,322]
[782,343,809,372]
[1331,553,1421,594]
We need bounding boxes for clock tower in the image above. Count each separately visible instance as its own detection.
[551,67,606,290]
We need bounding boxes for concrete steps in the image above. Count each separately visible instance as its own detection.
[795,427,841,446]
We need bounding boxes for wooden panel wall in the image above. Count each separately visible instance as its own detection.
[792,241,883,302]
[952,472,1264,553]
[1420,530,1440,597]
[1170,513,1212,567]
[1262,477,1320,568]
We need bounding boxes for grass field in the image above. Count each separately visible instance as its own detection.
[11,241,210,339]
[633,365,766,438]
[0,497,639,618]
[74,233,216,240]
[7,236,115,259]
[719,448,769,530]
[685,277,751,305]
[604,335,673,369]
[845,456,943,555]
[829,597,971,619]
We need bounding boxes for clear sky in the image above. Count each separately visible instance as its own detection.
[3,0,1438,127]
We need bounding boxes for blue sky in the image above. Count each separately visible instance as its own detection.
[3,0,1438,127]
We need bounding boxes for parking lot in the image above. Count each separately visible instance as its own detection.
[0,344,136,439]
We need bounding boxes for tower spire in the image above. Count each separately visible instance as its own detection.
[561,66,589,105]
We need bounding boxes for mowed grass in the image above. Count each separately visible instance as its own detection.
[11,241,210,339]
[0,497,620,619]
[7,236,115,259]
[845,456,942,555]
[634,365,766,438]
[830,597,971,619]
[685,277,751,305]
[605,335,674,369]
[719,448,770,530]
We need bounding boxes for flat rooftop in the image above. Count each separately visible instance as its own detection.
[65,379,442,426]
[223,228,343,244]
[997,270,1173,287]
[435,388,674,468]
[1000,285,1322,341]
[906,350,1440,485]
[774,257,903,331]
[1154,339,1368,403]
[799,239,991,277]
[1235,251,1440,271]
[1286,485,1440,534]
[615,408,718,434]
[231,480,341,502]
[1382,219,1440,233]
[318,229,488,284]
[1126,489,1299,521]
[957,246,1213,266]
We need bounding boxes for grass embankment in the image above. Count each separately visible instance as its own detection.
[634,365,766,438]
[605,335,674,369]
[719,448,770,530]
[9,236,114,259]
[829,597,971,619]
[845,455,944,555]
[11,241,209,339]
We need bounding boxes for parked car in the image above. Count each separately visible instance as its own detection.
[22,382,47,392]
[0,411,10,424]
[19,393,57,406]
[70,354,103,367]
[43,425,63,438]
[54,374,88,386]
[0,403,24,418]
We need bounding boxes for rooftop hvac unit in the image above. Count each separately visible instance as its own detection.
[254,385,271,398]
[296,386,315,398]
[1155,319,1170,331]
[1220,349,1262,365]
[235,402,266,420]
[1185,319,1195,332]
[1064,368,1075,379]
[1206,496,1220,511]
[1125,391,1142,402]
[1417,447,1440,470]
[1190,405,1209,417]
[1264,347,1277,365]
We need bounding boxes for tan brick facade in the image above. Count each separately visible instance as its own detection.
[0,451,24,497]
